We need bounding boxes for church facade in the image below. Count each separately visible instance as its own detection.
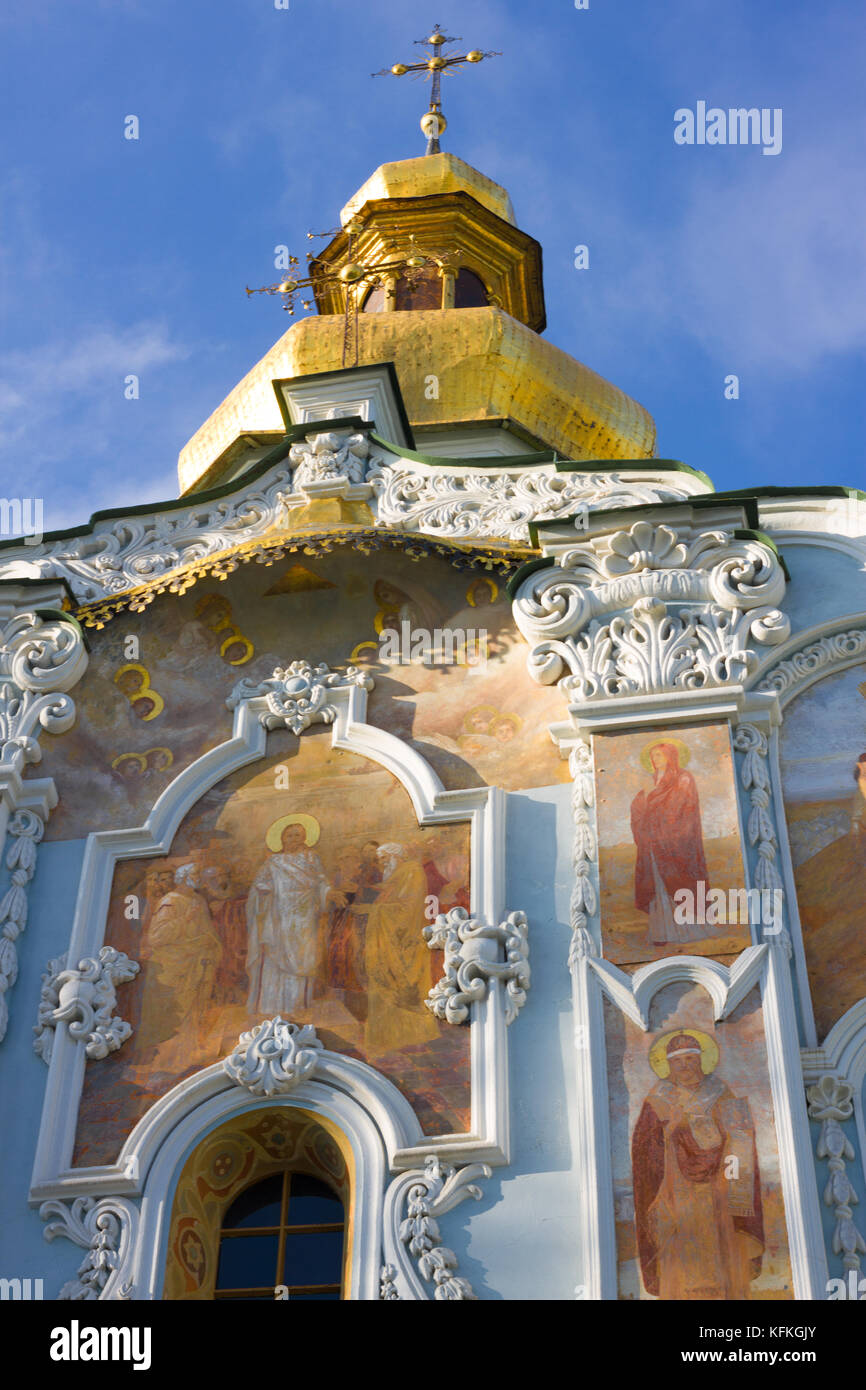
[0,148,863,1302]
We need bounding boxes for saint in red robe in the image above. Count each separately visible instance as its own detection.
[630,742,709,942]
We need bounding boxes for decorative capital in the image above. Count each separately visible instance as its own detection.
[0,610,88,772]
[223,1016,324,1096]
[227,660,374,734]
[34,946,139,1065]
[424,907,529,1025]
[512,520,790,699]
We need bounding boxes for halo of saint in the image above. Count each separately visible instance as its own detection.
[648,1026,719,1077]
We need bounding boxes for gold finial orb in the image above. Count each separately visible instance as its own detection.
[278,279,297,293]
[428,55,446,70]
[420,109,447,139]
[405,254,427,268]
[339,263,365,284]
[428,31,445,45]
[391,63,408,76]
[466,50,484,63]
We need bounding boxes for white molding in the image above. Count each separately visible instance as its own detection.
[31,662,516,1196]
[749,617,866,705]
[276,365,412,448]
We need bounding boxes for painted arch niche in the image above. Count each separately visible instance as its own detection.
[778,661,866,1039]
[605,980,794,1301]
[73,724,471,1166]
[163,1108,351,1300]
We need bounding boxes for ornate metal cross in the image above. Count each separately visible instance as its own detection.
[372,22,501,153]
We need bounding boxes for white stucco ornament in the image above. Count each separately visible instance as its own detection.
[0,610,88,771]
[33,947,139,1064]
[223,1016,324,1097]
[806,1075,866,1276]
[424,907,530,1025]
[513,519,791,697]
[369,465,688,543]
[227,660,374,734]
[289,429,370,488]
[40,1195,139,1300]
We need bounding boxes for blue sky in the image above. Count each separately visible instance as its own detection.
[1,0,864,534]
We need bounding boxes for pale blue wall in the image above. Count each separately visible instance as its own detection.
[0,837,87,1297]
[781,541,866,634]
[442,783,586,1300]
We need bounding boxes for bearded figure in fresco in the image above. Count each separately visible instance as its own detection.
[632,1031,764,1300]
[630,740,710,945]
[246,819,329,1016]
[364,842,440,1056]
[136,863,223,1059]
[326,840,381,1023]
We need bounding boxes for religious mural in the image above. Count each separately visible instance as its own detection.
[38,549,569,842]
[73,725,472,1165]
[778,663,866,1039]
[605,982,794,1301]
[594,723,750,964]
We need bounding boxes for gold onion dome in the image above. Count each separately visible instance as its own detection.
[179,153,656,493]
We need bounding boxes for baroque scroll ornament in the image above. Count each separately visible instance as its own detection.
[40,1196,139,1300]
[368,465,688,543]
[396,1156,490,1301]
[757,628,866,696]
[227,661,374,734]
[513,521,790,695]
[33,947,140,1065]
[223,1017,324,1097]
[423,907,530,1025]
[0,610,88,770]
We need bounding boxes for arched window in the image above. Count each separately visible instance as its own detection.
[454,268,488,307]
[162,1110,352,1300]
[215,1171,345,1301]
[363,266,443,312]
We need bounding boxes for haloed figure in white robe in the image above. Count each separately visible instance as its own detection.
[246,823,329,1015]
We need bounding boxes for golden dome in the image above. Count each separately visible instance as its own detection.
[178,154,657,493]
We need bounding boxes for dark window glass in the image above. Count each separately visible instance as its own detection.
[395,266,441,310]
[287,1174,344,1225]
[454,268,488,307]
[214,1170,345,1300]
[216,1234,279,1290]
[222,1173,283,1229]
[283,1230,344,1286]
